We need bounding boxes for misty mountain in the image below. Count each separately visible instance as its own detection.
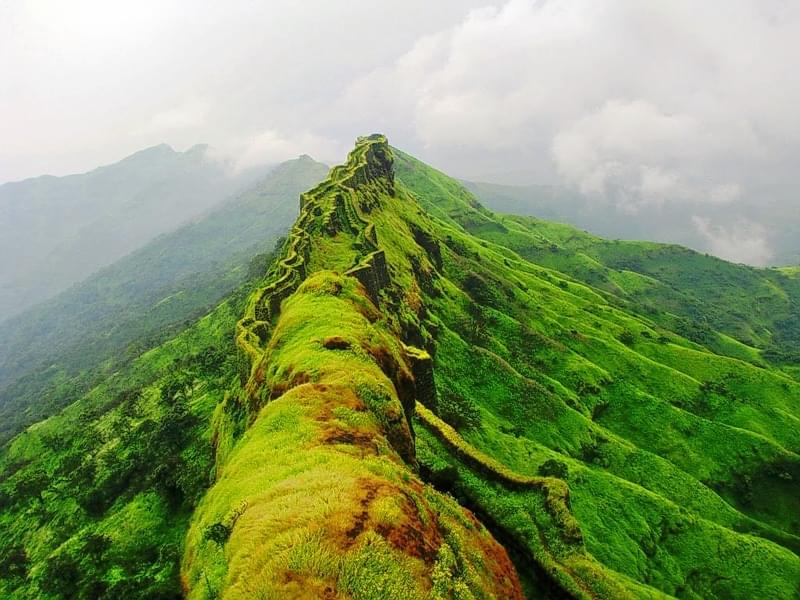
[0,155,328,442]
[0,144,266,322]
[465,180,800,267]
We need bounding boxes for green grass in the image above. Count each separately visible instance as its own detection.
[0,155,328,445]
[395,148,800,597]
[184,138,522,598]
[2,135,799,599]
[0,291,247,598]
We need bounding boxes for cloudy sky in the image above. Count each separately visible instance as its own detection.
[2,1,798,263]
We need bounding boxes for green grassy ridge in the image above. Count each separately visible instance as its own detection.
[214,136,800,597]
[396,149,800,374]
[184,274,521,599]
[2,135,799,598]
[195,135,796,595]
[184,136,525,598]
[0,155,328,445]
[234,139,389,372]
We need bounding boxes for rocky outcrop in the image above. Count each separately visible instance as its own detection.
[346,249,389,303]
[405,345,438,414]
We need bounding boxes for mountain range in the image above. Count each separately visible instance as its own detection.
[0,136,797,599]
[0,144,268,323]
[0,154,327,444]
[465,180,800,268]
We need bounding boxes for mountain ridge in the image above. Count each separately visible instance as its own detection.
[463,179,800,269]
[0,135,798,599]
[0,143,267,323]
[0,154,328,444]
[402,153,800,378]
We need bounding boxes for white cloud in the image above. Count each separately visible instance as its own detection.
[550,99,746,208]
[692,216,773,266]
[132,98,210,137]
[215,130,345,173]
[337,0,792,199]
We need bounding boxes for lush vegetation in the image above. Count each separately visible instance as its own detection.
[0,143,260,322]
[0,280,251,598]
[184,136,521,598]
[409,153,800,377]
[396,148,800,597]
[0,156,328,444]
[1,135,798,598]
[464,179,800,269]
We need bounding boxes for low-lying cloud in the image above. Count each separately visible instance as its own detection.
[692,216,773,266]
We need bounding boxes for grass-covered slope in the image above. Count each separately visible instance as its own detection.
[1,136,798,599]
[183,136,522,599]
[392,151,800,598]
[458,173,800,373]
[0,275,257,598]
[0,156,328,445]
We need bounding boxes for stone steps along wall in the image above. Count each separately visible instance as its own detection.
[238,136,394,366]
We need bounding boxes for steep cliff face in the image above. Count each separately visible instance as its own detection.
[182,135,523,599]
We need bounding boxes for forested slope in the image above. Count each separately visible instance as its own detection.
[0,156,327,444]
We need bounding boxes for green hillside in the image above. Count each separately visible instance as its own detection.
[0,144,265,323]
[413,158,800,376]
[0,273,255,598]
[1,136,798,599]
[464,179,800,270]
[0,156,328,444]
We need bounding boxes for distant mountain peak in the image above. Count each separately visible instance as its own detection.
[126,142,176,158]
[185,143,210,156]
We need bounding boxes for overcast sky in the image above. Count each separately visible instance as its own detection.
[2,1,799,263]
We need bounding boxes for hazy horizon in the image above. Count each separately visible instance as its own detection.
[3,0,800,265]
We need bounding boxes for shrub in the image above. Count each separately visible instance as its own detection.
[39,555,81,595]
[538,459,569,480]
[196,346,227,376]
[463,271,499,307]
[82,533,112,558]
[464,303,491,345]
[202,522,231,546]
[618,330,635,346]
[436,390,481,430]
[0,546,28,579]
